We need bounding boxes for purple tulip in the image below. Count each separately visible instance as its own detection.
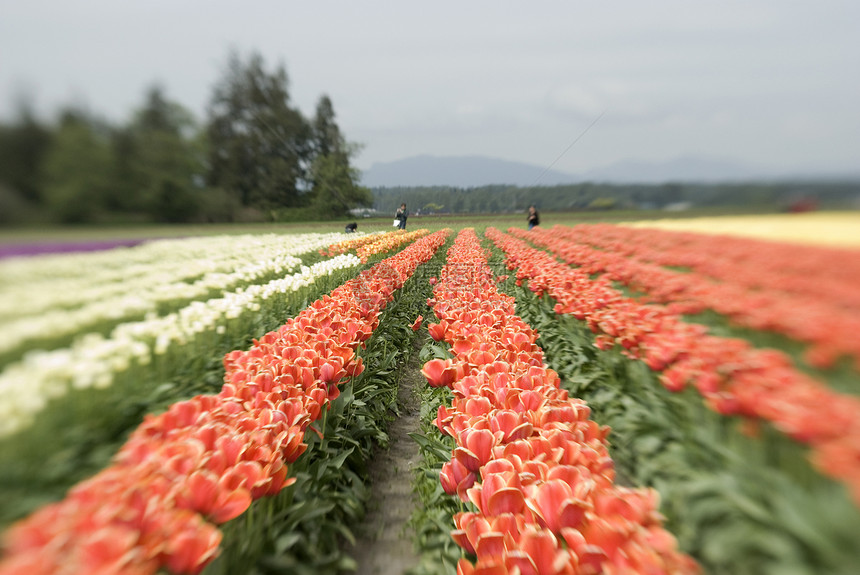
[0,238,150,261]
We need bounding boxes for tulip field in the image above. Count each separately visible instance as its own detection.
[0,215,858,574]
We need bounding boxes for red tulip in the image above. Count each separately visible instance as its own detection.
[475,531,506,560]
[422,228,698,575]
[459,428,497,470]
[159,511,222,575]
[78,525,155,574]
[421,358,458,388]
[426,320,448,342]
[440,459,477,498]
[520,527,574,575]
[482,458,517,476]
[527,480,589,533]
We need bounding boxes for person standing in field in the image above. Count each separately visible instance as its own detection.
[395,203,408,230]
[527,205,540,230]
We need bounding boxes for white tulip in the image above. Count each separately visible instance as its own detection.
[0,253,361,437]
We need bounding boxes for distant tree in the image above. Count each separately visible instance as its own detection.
[206,51,311,215]
[309,148,372,218]
[123,86,204,221]
[0,101,51,206]
[587,197,616,210]
[135,85,193,136]
[41,109,114,223]
[108,127,141,212]
[307,95,371,218]
[151,178,199,223]
[0,183,34,225]
[311,95,342,157]
[658,183,684,207]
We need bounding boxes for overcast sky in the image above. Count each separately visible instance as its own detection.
[1,1,858,175]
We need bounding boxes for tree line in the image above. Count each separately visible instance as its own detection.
[0,51,372,226]
[373,180,860,216]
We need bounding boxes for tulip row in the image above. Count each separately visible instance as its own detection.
[0,230,451,575]
[0,254,361,438]
[0,237,148,260]
[0,233,358,364]
[317,230,384,257]
[0,233,345,322]
[589,223,860,310]
[513,225,860,371]
[421,229,697,575]
[487,227,860,505]
[503,264,860,575]
[354,229,430,262]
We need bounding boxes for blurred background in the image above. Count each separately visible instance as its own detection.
[1,1,859,228]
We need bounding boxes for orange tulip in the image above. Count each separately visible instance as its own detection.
[424,229,697,575]
[421,358,458,388]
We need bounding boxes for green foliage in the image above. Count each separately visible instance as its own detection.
[196,186,243,223]
[423,202,445,213]
[309,151,373,219]
[306,95,373,219]
[407,381,463,575]
[587,196,616,210]
[0,54,369,226]
[0,88,207,225]
[121,87,206,222]
[406,249,466,575]
[0,183,39,225]
[41,110,115,223]
[311,95,342,158]
[0,103,51,208]
[150,178,199,223]
[206,50,312,213]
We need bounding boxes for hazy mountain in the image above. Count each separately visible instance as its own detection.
[580,155,768,183]
[361,154,801,187]
[361,155,579,187]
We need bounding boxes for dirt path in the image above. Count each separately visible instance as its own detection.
[350,342,425,575]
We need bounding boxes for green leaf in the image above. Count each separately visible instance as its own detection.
[273,500,336,525]
[332,521,357,546]
[633,435,663,455]
[274,532,302,554]
[329,447,355,470]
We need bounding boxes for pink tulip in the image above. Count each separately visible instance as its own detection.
[421,358,457,388]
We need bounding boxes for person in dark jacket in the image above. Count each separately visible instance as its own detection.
[527,205,540,230]
[395,203,408,230]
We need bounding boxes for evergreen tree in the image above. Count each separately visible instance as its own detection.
[0,101,51,206]
[41,110,114,223]
[206,51,311,215]
[312,95,343,156]
[308,95,371,218]
[309,149,372,218]
[125,86,203,221]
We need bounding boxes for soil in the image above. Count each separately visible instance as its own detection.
[350,341,426,575]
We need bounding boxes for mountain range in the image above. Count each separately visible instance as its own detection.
[360,154,857,187]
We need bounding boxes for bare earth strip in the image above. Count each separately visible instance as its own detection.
[623,211,860,248]
[350,345,425,575]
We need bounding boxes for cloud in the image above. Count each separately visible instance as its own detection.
[1,0,858,175]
